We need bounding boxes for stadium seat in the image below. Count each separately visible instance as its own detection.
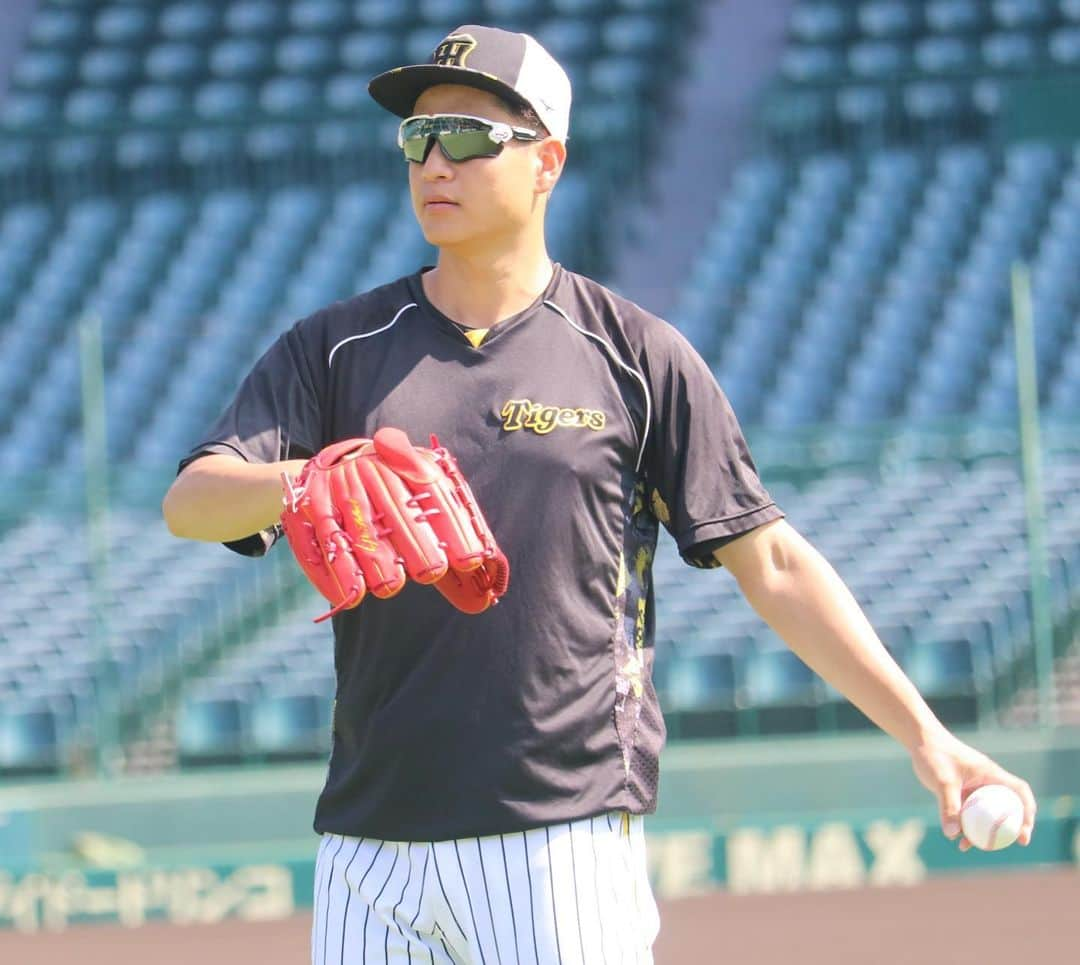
[859,1,922,40]
[145,43,207,86]
[275,34,337,77]
[903,639,983,725]
[27,8,89,50]
[249,689,332,759]
[11,49,76,93]
[737,649,822,736]
[225,1,288,39]
[925,0,991,33]
[290,0,352,34]
[208,38,274,81]
[159,2,221,43]
[128,84,190,124]
[1048,26,1080,64]
[663,652,738,739]
[789,2,854,44]
[193,81,258,122]
[981,30,1042,69]
[177,694,249,764]
[93,6,155,46]
[0,701,64,773]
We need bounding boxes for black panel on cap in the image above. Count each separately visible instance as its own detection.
[369,25,529,118]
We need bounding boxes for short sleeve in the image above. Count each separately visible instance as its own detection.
[641,327,783,568]
[177,321,323,556]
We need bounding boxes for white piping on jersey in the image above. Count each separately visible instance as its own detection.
[543,299,651,474]
[327,302,417,369]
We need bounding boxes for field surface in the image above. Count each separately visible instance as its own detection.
[1,867,1076,963]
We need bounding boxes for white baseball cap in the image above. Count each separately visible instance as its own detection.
[369,24,572,141]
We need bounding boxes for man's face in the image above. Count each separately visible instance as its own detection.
[406,84,554,253]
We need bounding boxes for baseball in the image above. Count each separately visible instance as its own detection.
[959,784,1024,851]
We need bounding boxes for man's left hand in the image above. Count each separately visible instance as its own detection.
[909,730,1037,851]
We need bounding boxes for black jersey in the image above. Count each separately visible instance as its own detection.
[183,264,783,841]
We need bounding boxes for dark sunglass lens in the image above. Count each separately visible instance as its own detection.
[439,130,500,161]
[402,136,432,163]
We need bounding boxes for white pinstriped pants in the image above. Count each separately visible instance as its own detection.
[312,812,660,964]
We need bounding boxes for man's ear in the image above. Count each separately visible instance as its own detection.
[535,138,566,194]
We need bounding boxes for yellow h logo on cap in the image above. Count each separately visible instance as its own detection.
[433,34,477,67]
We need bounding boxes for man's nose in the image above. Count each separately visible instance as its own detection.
[421,139,454,178]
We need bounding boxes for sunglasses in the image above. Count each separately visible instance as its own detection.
[398,113,544,164]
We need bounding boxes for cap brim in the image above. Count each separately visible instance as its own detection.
[369,64,530,119]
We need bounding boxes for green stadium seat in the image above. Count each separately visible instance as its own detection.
[419,0,481,25]
[325,72,371,113]
[925,0,990,34]
[93,5,155,46]
[353,0,414,29]
[208,38,274,81]
[340,31,401,73]
[159,2,220,43]
[589,57,653,99]
[902,80,969,131]
[761,89,834,147]
[981,31,1042,70]
[0,702,63,773]
[617,0,672,13]
[553,0,610,18]
[404,28,445,65]
[1,93,58,131]
[663,652,738,739]
[1048,26,1080,64]
[179,127,246,169]
[249,690,331,759]
[789,2,854,44]
[903,638,983,725]
[64,88,123,126]
[193,81,257,121]
[224,1,287,38]
[858,1,922,40]
[535,19,600,63]
[177,694,248,764]
[275,34,337,76]
[848,39,911,79]
[79,47,141,88]
[835,84,893,135]
[992,0,1054,29]
[28,8,89,50]
[10,50,76,93]
[129,83,190,122]
[780,44,847,84]
[482,0,537,24]
[914,34,980,74]
[145,43,207,85]
[738,649,822,736]
[245,123,307,165]
[260,77,322,117]
[115,131,179,178]
[603,15,668,56]
[290,0,352,33]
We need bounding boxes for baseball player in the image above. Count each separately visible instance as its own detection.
[163,24,1037,965]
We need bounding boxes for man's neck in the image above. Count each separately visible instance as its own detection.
[422,245,555,330]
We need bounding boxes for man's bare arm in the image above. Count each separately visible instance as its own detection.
[713,518,1036,846]
[162,453,308,543]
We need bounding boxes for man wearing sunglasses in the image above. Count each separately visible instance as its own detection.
[164,23,1036,965]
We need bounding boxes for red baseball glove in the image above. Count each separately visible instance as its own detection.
[280,427,509,622]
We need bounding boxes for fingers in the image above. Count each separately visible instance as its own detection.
[1001,775,1038,846]
[940,779,963,842]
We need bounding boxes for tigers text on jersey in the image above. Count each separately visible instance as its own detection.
[183,264,783,841]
